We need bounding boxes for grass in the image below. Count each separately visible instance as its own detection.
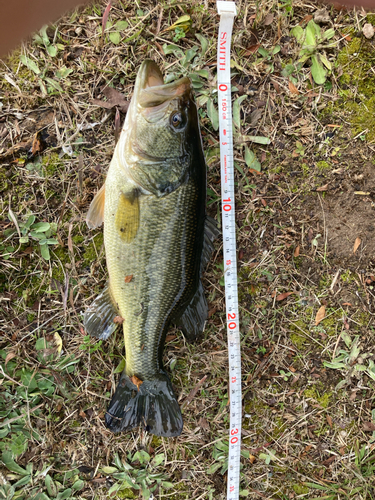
[1,0,375,498]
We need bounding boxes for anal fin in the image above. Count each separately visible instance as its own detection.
[201,215,220,273]
[84,285,118,340]
[174,281,207,342]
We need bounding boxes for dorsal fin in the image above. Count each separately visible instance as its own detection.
[86,184,105,229]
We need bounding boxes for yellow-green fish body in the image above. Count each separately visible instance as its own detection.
[84,60,216,436]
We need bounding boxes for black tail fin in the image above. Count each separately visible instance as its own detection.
[105,371,183,437]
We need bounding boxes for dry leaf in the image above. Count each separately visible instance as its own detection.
[316,184,329,192]
[363,23,374,39]
[353,237,361,254]
[68,223,74,253]
[124,274,133,283]
[130,375,143,391]
[294,245,300,257]
[101,1,111,38]
[263,13,274,25]
[113,316,125,324]
[91,86,129,114]
[326,415,333,428]
[288,80,299,95]
[363,421,375,432]
[249,454,256,464]
[276,291,293,301]
[315,305,326,325]
[5,352,16,365]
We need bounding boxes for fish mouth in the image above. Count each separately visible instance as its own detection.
[133,60,191,109]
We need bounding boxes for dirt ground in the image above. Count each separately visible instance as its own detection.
[1,1,375,499]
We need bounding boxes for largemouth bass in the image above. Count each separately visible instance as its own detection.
[84,60,217,437]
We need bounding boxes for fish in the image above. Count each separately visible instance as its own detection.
[84,60,218,437]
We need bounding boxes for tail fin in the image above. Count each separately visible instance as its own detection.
[105,371,183,437]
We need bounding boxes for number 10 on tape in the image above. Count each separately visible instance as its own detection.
[216,2,241,500]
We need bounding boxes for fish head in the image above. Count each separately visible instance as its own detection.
[121,60,201,195]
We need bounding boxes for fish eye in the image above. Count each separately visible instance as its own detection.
[170,111,185,129]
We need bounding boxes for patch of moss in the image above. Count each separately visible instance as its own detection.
[293,483,309,494]
[83,232,104,264]
[304,387,331,408]
[42,152,65,177]
[316,161,331,171]
[114,490,136,499]
[324,37,375,141]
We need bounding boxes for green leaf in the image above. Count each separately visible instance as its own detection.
[40,243,50,260]
[194,69,209,79]
[2,452,29,475]
[291,25,304,43]
[243,135,271,145]
[44,77,64,93]
[162,44,182,56]
[323,361,346,369]
[341,331,351,348]
[114,357,126,374]
[39,25,51,46]
[19,55,41,75]
[239,490,250,497]
[45,474,58,497]
[19,237,29,244]
[206,99,219,131]
[56,66,73,79]
[56,488,72,500]
[46,44,57,57]
[323,28,335,40]
[319,54,332,70]
[161,481,174,489]
[13,475,31,488]
[195,33,209,56]
[152,453,165,467]
[9,432,28,456]
[245,146,261,171]
[310,55,326,84]
[116,20,128,30]
[207,462,222,474]
[305,20,321,47]
[31,222,50,233]
[72,479,85,491]
[232,95,247,129]
[23,215,36,229]
[110,32,121,44]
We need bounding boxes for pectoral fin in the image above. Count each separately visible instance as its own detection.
[86,184,105,229]
[84,285,119,340]
[115,190,140,243]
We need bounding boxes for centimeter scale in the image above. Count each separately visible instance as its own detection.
[216,2,242,500]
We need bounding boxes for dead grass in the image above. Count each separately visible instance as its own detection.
[1,0,375,499]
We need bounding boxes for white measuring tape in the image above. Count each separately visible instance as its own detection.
[216,2,241,499]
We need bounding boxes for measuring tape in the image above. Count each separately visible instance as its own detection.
[216,2,241,499]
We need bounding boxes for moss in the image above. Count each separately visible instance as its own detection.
[150,436,163,448]
[114,490,136,499]
[316,161,330,171]
[42,152,65,177]
[293,483,309,494]
[323,37,375,142]
[83,232,104,264]
[303,387,331,408]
